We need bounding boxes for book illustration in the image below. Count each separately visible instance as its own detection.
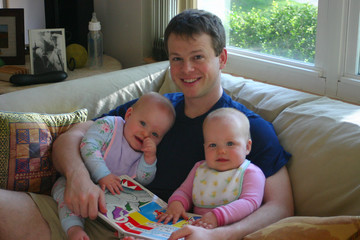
[98,176,200,240]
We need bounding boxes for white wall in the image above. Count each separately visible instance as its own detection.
[6,0,45,44]
[94,0,152,68]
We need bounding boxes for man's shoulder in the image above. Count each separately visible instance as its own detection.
[164,92,184,105]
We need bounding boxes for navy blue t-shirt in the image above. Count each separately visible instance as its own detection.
[100,91,291,201]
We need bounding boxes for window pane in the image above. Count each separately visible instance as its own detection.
[198,0,318,63]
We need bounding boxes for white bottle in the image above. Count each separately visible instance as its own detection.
[87,12,103,68]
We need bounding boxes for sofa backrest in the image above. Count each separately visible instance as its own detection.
[0,61,170,120]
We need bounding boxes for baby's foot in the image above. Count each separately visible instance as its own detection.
[67,225,90,240]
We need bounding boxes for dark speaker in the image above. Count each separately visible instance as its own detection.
[44,0,94,48]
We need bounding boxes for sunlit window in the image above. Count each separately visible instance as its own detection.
[198,0,318,64]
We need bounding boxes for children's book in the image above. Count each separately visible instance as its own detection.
[98,175,200,240]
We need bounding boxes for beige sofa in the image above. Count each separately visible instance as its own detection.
[1,61,359,238]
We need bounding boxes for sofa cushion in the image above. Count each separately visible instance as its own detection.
[273,97,360,216]
[244,216,360,240]
[159,67,180,94]
[0,109,88,194]
[221,73,321,122]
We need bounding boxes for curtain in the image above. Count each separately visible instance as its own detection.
[152,0,177,39]
[177,0,197,13]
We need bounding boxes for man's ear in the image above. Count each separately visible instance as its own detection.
[219,48,228,70]
[124,107,133,121]
[246,139,252,155]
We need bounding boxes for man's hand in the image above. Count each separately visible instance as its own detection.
[98,174,123,195]
[141,137,157,165]
[121,237,144,240]
[168,225,222,240]
[52,121,106,219]
[64,167,107,219]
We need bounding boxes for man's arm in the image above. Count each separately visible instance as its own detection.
[169,166,294,240]
[51,120,107,219]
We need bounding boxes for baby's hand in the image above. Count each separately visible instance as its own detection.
[141,137,157,165]
[98,174,123,195]
[156,201,188,224]
[192,212,218,229]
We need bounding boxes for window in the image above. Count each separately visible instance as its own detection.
[201,0,318,63]
[338,0,360,102]
[196,0,360,104]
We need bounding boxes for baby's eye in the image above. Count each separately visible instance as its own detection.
[208,143,216,148]
[152,132,159,138]
[140,121,146,127]
[226,141,234,146]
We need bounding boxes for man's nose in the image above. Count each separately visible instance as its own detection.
[183,60,194,73]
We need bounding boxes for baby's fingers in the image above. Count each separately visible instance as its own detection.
[142,138,156,150]
[156,213,167,222]
[192,219,213,229]
[113,182,123,195]
[157,213,174,224]
[106,184,116,195]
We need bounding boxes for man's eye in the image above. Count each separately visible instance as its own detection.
[140,121,146,126]
[152,132,159,138]
[194,55,203,60]
[226,141,234,146]
[171,57,182,62]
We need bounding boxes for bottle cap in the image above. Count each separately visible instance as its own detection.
[89,12,101,31]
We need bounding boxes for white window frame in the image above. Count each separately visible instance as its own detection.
[197,0,360,104]
[338,0,360,103]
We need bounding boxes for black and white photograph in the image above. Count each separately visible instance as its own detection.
[29,28,67,74]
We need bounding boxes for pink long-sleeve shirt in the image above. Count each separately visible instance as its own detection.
[168,160,265,226]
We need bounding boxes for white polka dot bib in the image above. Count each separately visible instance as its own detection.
[192,160,250,208]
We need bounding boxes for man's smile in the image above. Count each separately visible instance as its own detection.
[182,77,200,83]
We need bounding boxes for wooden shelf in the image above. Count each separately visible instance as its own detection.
[143,57,157,64]
[0,55,122,95]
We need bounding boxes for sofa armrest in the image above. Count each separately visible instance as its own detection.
[244,216,360,240]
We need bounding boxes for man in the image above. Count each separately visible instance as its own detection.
[124,9,294,240]
[0,9,293,240]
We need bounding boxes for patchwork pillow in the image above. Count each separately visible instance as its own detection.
[0,109,88,195]
[243,216,360,240]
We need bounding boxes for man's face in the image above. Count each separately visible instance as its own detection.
[167,33,227,100]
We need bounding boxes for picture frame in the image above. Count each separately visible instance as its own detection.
[29,28,67,74]
[0,9,25,65]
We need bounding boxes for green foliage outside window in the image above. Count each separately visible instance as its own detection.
[229,0,317,63]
